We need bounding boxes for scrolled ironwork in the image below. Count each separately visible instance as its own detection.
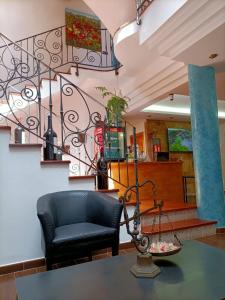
[21,85,38,102]
[26,115,40,130]
[61,83,75,97]
[121,179,162,254]
[90,111,102,126]
[70,133,84,148]
[0,25,121,77]
[63,110,79,126]
[15,62,31,77]
[70,163,80,175]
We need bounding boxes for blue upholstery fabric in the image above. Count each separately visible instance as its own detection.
[53,223,116,245]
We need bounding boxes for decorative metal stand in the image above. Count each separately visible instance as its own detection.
[120,180,162,278]
[121,179,182,278]
[130,252,160,278]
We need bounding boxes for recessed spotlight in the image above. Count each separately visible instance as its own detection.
[209,53,218,59]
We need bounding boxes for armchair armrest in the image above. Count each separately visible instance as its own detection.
[37,196,56,249]
[87,192,123,229]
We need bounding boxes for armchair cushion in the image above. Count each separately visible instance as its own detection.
[53,223,116,246]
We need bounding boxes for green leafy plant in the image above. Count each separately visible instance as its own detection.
[96,86,129,126]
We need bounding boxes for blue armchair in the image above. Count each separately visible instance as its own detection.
[37,190,123,270]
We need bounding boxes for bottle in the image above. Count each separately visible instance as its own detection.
[43,115,57,160]
[14,120,25,144]
[97,148,108,190]
[127,146,133,162]
[56,144,63,161]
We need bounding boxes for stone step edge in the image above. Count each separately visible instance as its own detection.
[142,218,217,235]
[41,160,71,165]
[69,175,95,180]
[96,189,119,193]
[0,126,11,131]
[9,143,42,148]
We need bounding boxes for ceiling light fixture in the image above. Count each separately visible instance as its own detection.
[143,104,225,119]
[143,104,190,115]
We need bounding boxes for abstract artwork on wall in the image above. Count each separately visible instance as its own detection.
[65,8,102,52]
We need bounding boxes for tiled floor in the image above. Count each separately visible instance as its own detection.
[1,234,225,300]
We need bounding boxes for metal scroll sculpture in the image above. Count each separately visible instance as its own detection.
[121,179,163,254]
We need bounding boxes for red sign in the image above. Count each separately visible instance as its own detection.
[94,127,104,155]
[153,144,161,153]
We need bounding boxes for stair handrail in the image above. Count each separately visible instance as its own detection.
[0,33,107,107]
[0,24,122,73]
[136,0,154,25]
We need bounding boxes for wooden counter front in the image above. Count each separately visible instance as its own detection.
[111,161,184,205]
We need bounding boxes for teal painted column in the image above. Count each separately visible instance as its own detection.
[188,65,225,227]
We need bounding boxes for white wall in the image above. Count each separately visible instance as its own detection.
[120,206,135,243]
[83,0,136,35]
[0,0,93,41]
[0,129,95,265]
[124,117,145,146]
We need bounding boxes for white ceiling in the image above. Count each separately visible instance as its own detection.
[175,23,225,71]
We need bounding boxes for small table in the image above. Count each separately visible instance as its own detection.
[16,241,225,300]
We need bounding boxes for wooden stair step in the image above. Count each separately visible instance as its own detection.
[41,160,71,165]
[69,175,95,180]
[140,202,197,215]
[0,126,11,131]
[9,144,42,148]
[96,189,119,193]
[142,218,217,235]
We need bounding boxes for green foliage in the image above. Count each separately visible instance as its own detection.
[96,86,129,125]
[170,136,189,151]
[168,128,192,152]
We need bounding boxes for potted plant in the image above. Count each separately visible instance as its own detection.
[96,86,129,127]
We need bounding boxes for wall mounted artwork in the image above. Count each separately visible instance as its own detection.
[65,8,102,52]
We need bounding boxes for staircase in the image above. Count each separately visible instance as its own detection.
[141,204,217,242]
[0,30,124,178]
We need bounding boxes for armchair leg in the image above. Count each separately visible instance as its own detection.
[112,244,119,256]
[46,259,53,271]
[88,253,92,261]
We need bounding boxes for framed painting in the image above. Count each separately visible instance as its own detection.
[65,8,102,52]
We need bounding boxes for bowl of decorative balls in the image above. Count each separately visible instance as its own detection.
[148,241,181,256]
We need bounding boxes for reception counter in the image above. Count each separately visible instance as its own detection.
[110,161,184,205]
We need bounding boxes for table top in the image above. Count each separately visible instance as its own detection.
[16,240,225,300]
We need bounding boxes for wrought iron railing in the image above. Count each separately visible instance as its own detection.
[0,33,139,190]
[0,25,121,79]
[136,0,154,25]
